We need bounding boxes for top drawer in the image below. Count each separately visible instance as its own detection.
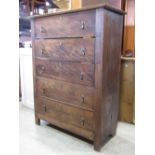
[33,10,96,38]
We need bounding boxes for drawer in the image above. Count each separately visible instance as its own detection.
[36,78,95,110]
[34,38,95,63]
[35,59,94,86]
[34,10,95,38]
[37,97,94,131]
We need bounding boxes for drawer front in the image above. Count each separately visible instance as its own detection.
[34,10,95,38]
[37,97,94,131]
[36,78,95,110]
[35,59,94,86]
[34,38,95,62]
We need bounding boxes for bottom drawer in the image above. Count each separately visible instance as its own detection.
[37,98,95,140]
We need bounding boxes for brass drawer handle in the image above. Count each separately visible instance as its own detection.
[39,66,45,74]
[41,49,47,56]
[81,95,85,103]
[42,88,46,95]
[80,117,85,126]
[40,26,46,33]
[59,42,63,48]
[42,104,46,112]
[81,21,85,30]
[41,49,50,57]
[80,48,86,56]
[41,66,45,71]
[80,72,84,80]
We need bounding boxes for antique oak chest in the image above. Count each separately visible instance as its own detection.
[30,5,124,151]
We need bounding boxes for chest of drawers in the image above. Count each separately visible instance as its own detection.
[30,5,124,151]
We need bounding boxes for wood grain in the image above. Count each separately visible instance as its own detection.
[38,97,94,131]
[27,3,125,20]
[36,77,95,110]
[94,9,123,150]
[34,10,95,38]
[122,0,135,56]
[101,10,123,139]
[35,59,94,86]
[34,38,95,62]
[37,113,94,140]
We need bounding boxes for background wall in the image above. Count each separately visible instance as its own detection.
[20,47,34,109]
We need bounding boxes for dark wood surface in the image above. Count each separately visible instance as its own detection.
[35,59,94,86]
[122,0,135,56]
[37,112,95,140]
[27,3,125,20]
[38,97,94,130]
[36,77,95,110]
[31,5,124,151]
[93,8,123,150]
[34,38,95,62]
[101,9,123,139]
[34,10,95,38]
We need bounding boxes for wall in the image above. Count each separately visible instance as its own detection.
[53,0,71,9]
[71,0,81,9]
[20,47,34,109]
[72,0,122,9]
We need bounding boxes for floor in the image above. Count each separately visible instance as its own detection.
[19,104,135,155]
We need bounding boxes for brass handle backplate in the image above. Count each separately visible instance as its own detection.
[42,104,46,112]
[81,21,85,30]
[40,26,46,33]
[42,88,46,95]
[80,117,85,126]
[80,72,84,80]
[81,95,85,103]
[41,49,47,56]
[38,66,45,74]
[80,48,86,56]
